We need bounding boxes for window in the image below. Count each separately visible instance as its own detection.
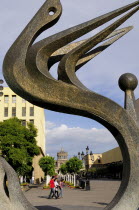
[12,95,16,103]
[4,95,9,103]
[29,119,34,124]
[4,107,8,117]
[22,107,26,116]
[21,120,26,126]
[12,107,16,117]
[30,107,34,116]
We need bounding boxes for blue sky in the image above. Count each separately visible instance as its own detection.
[1,0,139,158]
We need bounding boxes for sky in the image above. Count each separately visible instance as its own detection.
[1,0,139,159]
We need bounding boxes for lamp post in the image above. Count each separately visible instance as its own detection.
[81,151,84,159]
[85,147,90,190]
[90,151,93,155]
[86,146,89,155]
[81,150,91,190]
[86,146,89,171]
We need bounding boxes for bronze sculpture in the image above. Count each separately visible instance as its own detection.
[2,0,139,209]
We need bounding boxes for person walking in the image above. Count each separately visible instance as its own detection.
[54,178,60,198]
[48,176,57,199]
[59,178,64,198]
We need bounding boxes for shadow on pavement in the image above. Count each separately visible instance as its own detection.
[29,185,39,189]
[36,206,61,210]
[93,202,108,205]
[36,206,103,210]
[38,196,48,199]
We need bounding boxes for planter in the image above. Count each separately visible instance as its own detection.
[21,185,29,191]
[69,186,75,189]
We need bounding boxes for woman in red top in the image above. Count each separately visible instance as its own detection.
[48,176,57,199]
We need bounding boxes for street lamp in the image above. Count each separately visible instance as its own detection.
[90,151,93,155]
[81,151,84,159]
[86,146,89,155]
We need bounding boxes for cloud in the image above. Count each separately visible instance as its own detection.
[45,122,118,158]
[46,121,56,129]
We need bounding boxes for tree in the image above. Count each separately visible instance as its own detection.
[59,163,67,175]
[39,156,55,176]
[0,118,40,177]
[66,157,83,174]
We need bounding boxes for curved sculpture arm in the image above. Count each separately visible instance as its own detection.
[0,157,36,209]
[28,1,138,77]
[47,26,133,71]
[58,6,139,89]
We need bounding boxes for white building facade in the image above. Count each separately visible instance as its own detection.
[0,87,46,183]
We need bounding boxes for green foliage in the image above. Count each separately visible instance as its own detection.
[39,156,55,176]
[0,118,40,176]
[66,157,83,174]
[59,163,67,175]
[43,185,50,189]
[88,168,97,173]
[64,181,70,185]
[69,183,74,186]
[20,182,29,186]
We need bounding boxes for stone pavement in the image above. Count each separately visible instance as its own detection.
[24,180,121,210]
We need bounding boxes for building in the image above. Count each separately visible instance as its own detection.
[102,147,122,165]
[78,147,102,170]
[0,87,45,183]
[55,148,68,173]
[84,153,102,170]
[80,146,122,170]
[79,146,123,179]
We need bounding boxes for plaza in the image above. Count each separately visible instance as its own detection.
[24,180,121,210]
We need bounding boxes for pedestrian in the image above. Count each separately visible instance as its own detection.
[54,178,60,198]
[59,178,64,198]
[48,176,57,199]
[32,176,34,184]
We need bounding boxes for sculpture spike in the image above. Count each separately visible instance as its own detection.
[47,26,133,72]
[28,1,139,77]
[58,6,139,90]
[119,73,139,124]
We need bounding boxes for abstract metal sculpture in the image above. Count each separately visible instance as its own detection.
[2,0,139,209]
[0,79,3,97]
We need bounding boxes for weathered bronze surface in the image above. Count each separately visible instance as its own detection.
[2,0,139,209]
[0,158,36,210]
[0,79,3,96]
